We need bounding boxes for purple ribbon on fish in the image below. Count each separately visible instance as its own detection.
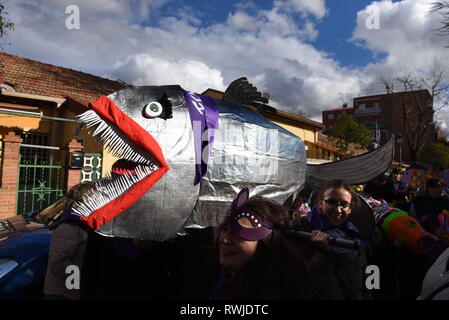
[183,90,219,185]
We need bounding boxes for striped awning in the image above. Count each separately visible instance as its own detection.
[306,135,395,189]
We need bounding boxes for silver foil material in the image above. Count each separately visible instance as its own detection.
[187,100,306,229]
[94,86,306,241]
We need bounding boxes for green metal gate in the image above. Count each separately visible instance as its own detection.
[16,153,65,216]
[16,133,65,216]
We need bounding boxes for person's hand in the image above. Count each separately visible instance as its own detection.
[311,230,331,251]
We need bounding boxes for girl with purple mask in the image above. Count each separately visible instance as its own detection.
[211,188,315,300]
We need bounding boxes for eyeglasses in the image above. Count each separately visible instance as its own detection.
[323,199,351,209]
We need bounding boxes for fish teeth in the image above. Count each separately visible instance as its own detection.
[78,109,156,165]
[93,121,108,137]
[109,134,121,152]
[124,147,133,160]
[101,127,113,140]
[73,109,161,218]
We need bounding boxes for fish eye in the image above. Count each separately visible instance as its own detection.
[143,101,163,118]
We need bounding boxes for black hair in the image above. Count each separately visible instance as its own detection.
[316,179,355,204]
[244,196,290,229]
[62,181,97,211]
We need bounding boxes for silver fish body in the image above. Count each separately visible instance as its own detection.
[79,85,306,241]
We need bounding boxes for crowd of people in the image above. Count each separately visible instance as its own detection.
[36,167,449,300]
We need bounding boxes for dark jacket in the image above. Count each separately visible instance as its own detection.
[363,180,388,201]
[413,193,449,220]
[382,180,409,210]
[308,243,371,300]
[211,262,315,300]
[292,211,372,300]
[43,211,90,300]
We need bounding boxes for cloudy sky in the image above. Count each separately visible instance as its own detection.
[2,0,449,127]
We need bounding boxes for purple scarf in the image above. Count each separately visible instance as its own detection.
[307,205,368,246]
[307,205,336,231]
[183,90,219,185]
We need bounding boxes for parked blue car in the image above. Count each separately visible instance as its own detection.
[0,221,51,300]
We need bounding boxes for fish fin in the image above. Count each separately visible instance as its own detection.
[223,77,268,105]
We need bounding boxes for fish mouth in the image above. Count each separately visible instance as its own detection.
[73,96,169,230]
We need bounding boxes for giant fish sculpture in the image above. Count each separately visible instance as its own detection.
[72,78,393,241]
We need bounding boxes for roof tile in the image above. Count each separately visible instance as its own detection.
[0,51,130,105]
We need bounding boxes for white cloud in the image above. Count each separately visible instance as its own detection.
[14,0,446,131]
[38,0,167,21]
[351,0,449,134]
[227,11,259,31]
[253,68,360,120]
[235,1,258,11]
[352,0,449,74]
[111,53,225,93]
[275,0,328,19]
[30,0,449,129]
[2,0,362,121]
[226,7,319,40]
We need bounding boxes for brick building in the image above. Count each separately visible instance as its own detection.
[322,103,354,133]
[322,90,435,163]
[0,51,129,219]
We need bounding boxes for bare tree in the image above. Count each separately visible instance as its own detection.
[433,1,449,40]
[435,122,449,146]
[0,3,14,48]
[382,66,449,162]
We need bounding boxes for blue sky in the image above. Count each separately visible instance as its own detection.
[2,0,448,129]
[156,0,388,68]
[314,0,386,68]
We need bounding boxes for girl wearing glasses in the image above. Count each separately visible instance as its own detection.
[293,179,372,300]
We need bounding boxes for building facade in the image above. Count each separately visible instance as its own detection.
[322,90,435,163]
[322,104,354,134]
[0,52,129,219]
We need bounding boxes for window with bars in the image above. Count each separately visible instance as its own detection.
[17,132,65,216]
[20,132,50,164]
[18,132,51,189]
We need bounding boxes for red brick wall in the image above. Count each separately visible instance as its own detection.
[0,131,22,219]
[322,108,354,130]
[353,90,434,162]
